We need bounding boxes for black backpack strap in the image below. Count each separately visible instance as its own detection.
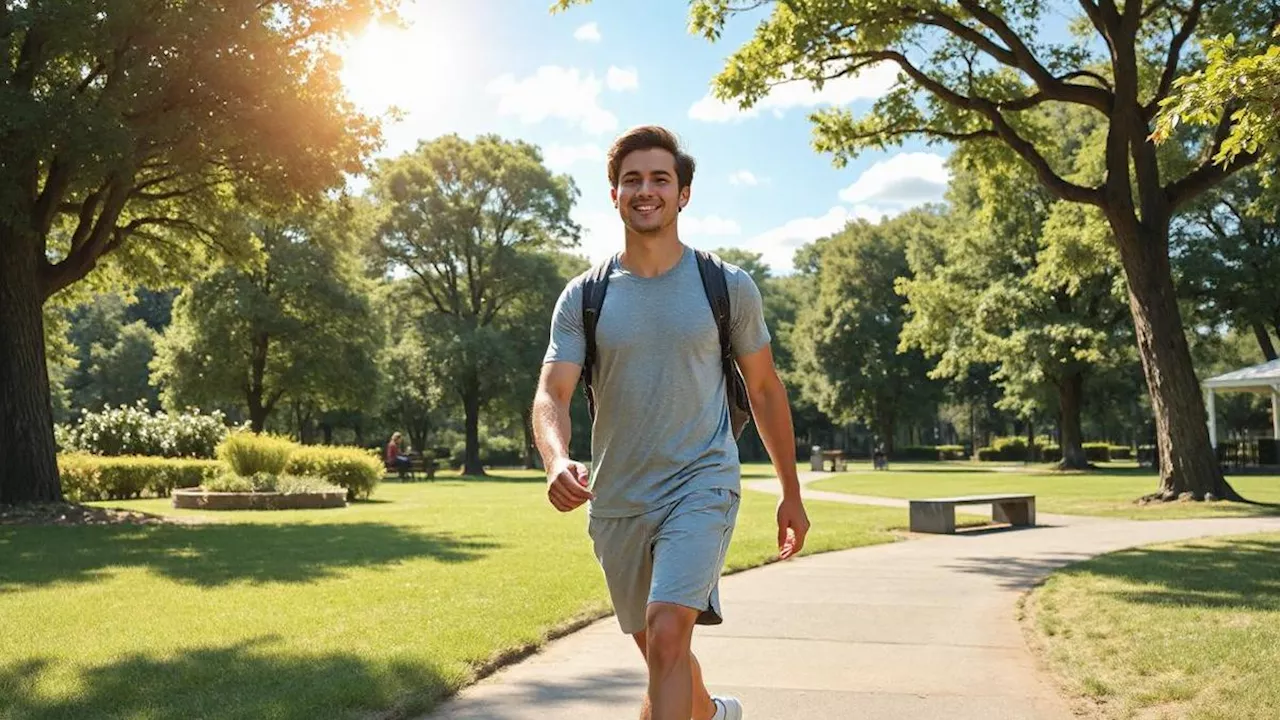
[695,249,753,438]
[580,254,615,420]
[694,249,733,364]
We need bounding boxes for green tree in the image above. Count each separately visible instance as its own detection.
[370,134,579,476]
[1174,171,1280,361]
[793,210,945,452]
[61,292,160,414]
[0,0,386,503]
[377,299,448,456]
[556,0,1271,500]
[1154,27,1280,165]
[899,144,1132,469]
[152,205,382,432]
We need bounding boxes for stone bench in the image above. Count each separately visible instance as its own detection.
[908,493,1036,534]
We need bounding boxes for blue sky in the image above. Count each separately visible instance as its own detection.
[339,0,953,275]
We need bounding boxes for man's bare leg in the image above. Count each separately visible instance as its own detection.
[636,603,719,720]
[631,630,718,720]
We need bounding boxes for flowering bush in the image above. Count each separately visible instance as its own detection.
[57,401,231,459]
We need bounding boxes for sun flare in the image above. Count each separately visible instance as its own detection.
[338,17,454,115]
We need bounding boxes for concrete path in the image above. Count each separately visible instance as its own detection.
[426,474,1280,720]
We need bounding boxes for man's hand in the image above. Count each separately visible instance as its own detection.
[546,457,593,512]
[776,496,810,560]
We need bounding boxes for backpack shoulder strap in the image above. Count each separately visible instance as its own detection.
[580,254,615,418]
[694,249,732,361]
[695,248,754,439]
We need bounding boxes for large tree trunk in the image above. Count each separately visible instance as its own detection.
[461,375,485,476]
[1254,321,1278,362]
[246,332,271,433]
[0,231,63,504]
[1058,371,1090,470]
[1112,221,1241,501]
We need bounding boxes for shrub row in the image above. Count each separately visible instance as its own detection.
[60,439,383,502]
[285,445,383,500]
[56,401,230,459]
[976,438,1133,462]
[218,433,383,501]
[890,445,967,461]
[60,453,222,502]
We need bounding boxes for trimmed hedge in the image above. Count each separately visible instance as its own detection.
[891,445,967,461]
[60,453,223,502]
[977,436,1061,462]
[285,446,382,501]
[217,432,297,476]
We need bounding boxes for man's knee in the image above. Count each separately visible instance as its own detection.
[645,602,697,670]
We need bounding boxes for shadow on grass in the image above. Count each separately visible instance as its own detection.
[944,553,1099,591]
[1058,536,1280,612]
[0,637,453,720]
[0,522,500,591]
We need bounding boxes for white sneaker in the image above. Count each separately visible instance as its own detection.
[712,696,744,720]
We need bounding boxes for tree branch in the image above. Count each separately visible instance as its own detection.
[870,50,1105,206]
[1144,0,1203,120]
[955,0,1112,110]
[33,156,75,238]
[40,177,132,299]
[1078,0,1110,38]
[1166,150,1261,211]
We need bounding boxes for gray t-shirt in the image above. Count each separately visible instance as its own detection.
[542,244,771,518]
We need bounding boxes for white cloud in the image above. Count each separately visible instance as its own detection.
[728,170,759,186]
[744,207,853,275]
[487,66,618,135]
[689,62,900,123]
[606,66,639,92]
[742,151,950,274]
[838,152,949,212]
[574,22,601,42]
[543,143,604,169]
[681,214,742,237]
[575,209,622,264]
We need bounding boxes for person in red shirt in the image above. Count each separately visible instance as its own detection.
[386,432,411,478]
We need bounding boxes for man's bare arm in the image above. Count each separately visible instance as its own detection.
[532,361,580,467]
[736,343,800,499]
[737,343,810,558]
[532,361,593,511]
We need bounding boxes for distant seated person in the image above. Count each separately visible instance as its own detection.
[872,444,888,471]
[386,432,412,477]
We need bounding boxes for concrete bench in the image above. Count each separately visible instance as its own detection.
[908,493,1036,534]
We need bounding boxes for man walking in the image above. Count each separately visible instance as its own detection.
[532,125,809,720]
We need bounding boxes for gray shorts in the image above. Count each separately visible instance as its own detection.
[587,488,740,635]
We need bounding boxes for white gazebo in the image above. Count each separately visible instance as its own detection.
[1202,358,1280,448]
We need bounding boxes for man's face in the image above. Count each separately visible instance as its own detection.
[611,148,689,235]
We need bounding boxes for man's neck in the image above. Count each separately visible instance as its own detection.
[620,231,684,278]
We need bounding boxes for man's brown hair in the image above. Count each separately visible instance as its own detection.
[606,125,696,189]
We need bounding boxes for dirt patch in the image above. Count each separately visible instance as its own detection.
[0,502,203,526]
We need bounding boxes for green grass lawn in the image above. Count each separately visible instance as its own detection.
[808,463,1280,519]
[0,471,912,719]
[1023,533,1280,719]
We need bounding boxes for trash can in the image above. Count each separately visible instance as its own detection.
[810,446,823,472]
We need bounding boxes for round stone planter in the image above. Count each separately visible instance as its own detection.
[172,488,347,511]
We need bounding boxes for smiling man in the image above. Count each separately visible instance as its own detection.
[532,125,810,720]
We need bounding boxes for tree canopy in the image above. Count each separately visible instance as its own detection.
[1,0,391,504]
[370,134,580,475]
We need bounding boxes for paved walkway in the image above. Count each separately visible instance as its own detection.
[427,472,1280,720]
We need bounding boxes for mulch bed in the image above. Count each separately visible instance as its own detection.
[0,502,203,526]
